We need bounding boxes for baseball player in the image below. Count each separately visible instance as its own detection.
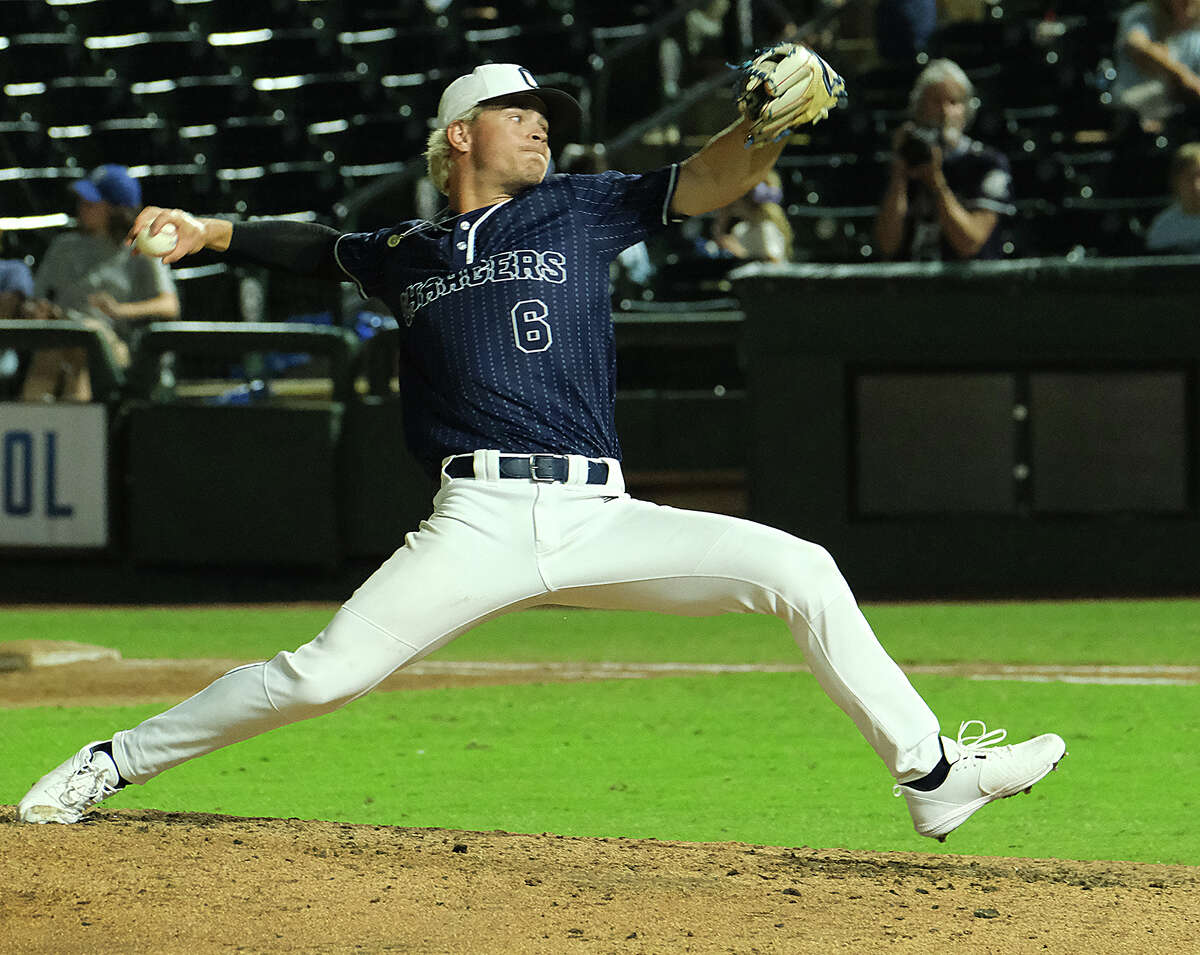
[19,54,1065,843]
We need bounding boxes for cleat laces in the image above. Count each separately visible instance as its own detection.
[955,720,1008,755]
[894,721,1010,797]
[59,752,120,813]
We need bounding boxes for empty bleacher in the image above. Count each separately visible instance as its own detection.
[1,0,1195,275]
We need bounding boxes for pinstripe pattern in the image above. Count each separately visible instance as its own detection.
[336,167,681,476]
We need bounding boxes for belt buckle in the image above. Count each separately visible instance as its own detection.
[529,454,560,482]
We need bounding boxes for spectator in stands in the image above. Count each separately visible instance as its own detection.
[0,228,34,309]
[0,227,36,396]
[873,58,1014,261]
[1146,141,1200,250]
[20,165,179,402]
[1112,0,1200,129]
[711,172,794,263]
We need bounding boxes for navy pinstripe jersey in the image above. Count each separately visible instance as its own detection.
[335,166,680,477]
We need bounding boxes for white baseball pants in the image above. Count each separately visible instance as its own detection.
[114,451,943,785]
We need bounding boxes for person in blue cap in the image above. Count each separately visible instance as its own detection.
[20,164,180,402]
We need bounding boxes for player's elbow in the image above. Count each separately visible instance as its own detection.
[673,162,757,218]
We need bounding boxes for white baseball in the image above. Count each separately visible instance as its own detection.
[135,222,178,256]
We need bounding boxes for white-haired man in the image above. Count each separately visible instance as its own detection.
[19,63,1064,843]
[874,58,1015,261]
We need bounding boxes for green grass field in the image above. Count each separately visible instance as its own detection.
[2,601,1197,865]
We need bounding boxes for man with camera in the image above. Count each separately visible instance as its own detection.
[874,59,1014,261]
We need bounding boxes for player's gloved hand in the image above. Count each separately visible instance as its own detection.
[735,42,847,147]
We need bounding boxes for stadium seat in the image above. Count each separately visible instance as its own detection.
[178,0,324,34]
[780,153,889,208]
[2,1,65,33]
[233,161,341,217]
[131,163,217,211]
[464,20,588,76]
[1007,153,1067,203]
[73,117,183,169]
[253,71,383,126]
[928,17,1029,70]
[0,320,125,404]
[0,32,89,83]
[1055,147,1173,201]
[0,119,68,168]
[0,167,81,218]
[26,76,134,128]
[1056,196,1171,257]
[847,62,923,112]
[789,205,880,264]
[208,114,311,169]
[82,30,222,83]
[309,112,425,168]
[132,73,265,127]
[43,0,184,36]
[207,26,344,79]
[994,198,1060,258]
[337,23,460,78]
[990,104,1066,157]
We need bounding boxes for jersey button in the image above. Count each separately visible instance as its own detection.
[459,221,470,230]
[456,241,467,250]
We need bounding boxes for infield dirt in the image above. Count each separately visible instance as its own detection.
[1,807,1197,954]
[3,659,1198,953]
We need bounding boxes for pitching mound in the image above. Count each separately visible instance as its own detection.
[2,807,1197,953]
[5,652,1198,951]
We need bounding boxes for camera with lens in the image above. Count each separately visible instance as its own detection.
[898,126,940,166]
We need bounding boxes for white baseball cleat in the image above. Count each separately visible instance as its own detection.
[895,721,1067,842]
[18,741,124,824]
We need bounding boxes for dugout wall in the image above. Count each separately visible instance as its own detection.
[733,256,1200,597]
[7,259,1200,601]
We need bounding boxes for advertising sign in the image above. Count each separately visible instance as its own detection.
[0,403,108,548]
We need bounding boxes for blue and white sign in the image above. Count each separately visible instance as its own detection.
[0,403,107,548]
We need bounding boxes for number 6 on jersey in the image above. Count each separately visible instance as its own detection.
[511,299,552,353]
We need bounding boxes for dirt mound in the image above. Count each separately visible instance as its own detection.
[5,656,1198,952]
[2,807,1196,954]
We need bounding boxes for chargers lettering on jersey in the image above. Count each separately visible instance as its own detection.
[400,249,567,324]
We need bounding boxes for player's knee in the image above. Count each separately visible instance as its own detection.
[262,651,361,716]
[774,539,853,617]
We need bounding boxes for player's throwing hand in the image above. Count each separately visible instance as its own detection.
[127,206,211,265]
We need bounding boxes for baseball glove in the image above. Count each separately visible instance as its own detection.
[736,43,847,146]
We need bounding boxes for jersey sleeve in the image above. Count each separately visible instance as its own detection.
[565,167,682,258]
[333,228,403,299]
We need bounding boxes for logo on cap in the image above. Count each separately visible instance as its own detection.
[518,67,539,90]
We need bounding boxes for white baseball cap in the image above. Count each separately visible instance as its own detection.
[436,63,581,138]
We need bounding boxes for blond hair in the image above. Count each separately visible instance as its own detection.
[1172,141,1200,177]
[425,105,483,195]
